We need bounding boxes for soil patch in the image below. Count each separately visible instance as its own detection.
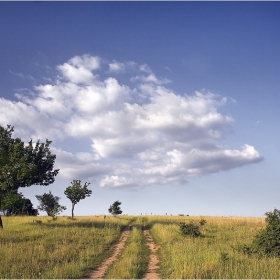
[143,229,161,279]
[88,226,131,279]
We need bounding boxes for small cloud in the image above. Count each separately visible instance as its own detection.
[131,73,171,85]
[9,70,35,80]
[100,175,137,189]
[109,60,125,73]
[139,64,152,74]
[57,54,100,85]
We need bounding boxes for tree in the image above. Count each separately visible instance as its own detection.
[0,125,59,228]
[108,200,123,216]
[36,191,66,218]
[64,180,92,218]
[2,191,37,216]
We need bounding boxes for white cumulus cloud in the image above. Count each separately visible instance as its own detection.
[0,54,263,189]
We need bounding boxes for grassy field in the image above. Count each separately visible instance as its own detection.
[0,215,132,279]
[1,214,280,279]
[149,215,280,279]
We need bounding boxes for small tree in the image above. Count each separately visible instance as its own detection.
[64,180,92,218]
[108,200,122,216]
[36,191,66,218]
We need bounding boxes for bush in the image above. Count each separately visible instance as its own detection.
[179,221,202,237]
[199,218,207,226]
[252,208,280,257]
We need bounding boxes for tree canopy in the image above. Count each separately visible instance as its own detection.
[2,191,37,216]
[252,208,280,256]
[108,200,123,216]
[64,180,92,218]
[0,124,59,228]
[36,191,66,217]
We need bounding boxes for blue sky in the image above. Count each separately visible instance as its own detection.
[1,2,280,217]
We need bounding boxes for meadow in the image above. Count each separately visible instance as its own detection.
[0,215,132,279]
[149,216,280,279]
[1,214,280,279]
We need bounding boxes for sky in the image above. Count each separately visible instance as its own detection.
[0,2,280,217]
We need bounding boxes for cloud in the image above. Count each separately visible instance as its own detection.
[0,55,263,189]
[9,70,35,80]
[57,54,100,85]
[109,60,125,73]
[52,148,110,181]
[131,73,171,85]
[139,64,152,73]
[100,176,137,189]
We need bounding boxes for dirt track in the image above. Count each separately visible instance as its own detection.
[143,229,161,279]
[88,226,131,279]
[87,225,161,279]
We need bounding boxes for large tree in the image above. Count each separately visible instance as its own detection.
[0,125,59,228]
[64,180,92,218]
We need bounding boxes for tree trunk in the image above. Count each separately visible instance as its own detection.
[71,204,75,219]
[0,215,3,229]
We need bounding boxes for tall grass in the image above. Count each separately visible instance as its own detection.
[0,215,132,279]
[105,217,150,279]
[149,215,280,279]
[2,215,280,279]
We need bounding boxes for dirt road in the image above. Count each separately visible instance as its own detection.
[88,226,131,279]
[86,225,161,279]
[143,229,161,279]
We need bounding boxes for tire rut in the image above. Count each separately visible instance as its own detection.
[88,226,131,279]
[143,229,161,279]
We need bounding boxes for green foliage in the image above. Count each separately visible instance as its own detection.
[199,218,207,226]
[0,124,59,206]
[2,191,37,216]
[108,200,123,216]
[64,180,92,218]
[179,219,206,237]
[220,251,230,263]
[35,191,66,217]
[179,221,202,237]
[251,208,280,257]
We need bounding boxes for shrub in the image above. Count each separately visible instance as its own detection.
[220,252,229,263]
[199,218,207,226]
[179,221,202,237]
[252,208,280,257]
